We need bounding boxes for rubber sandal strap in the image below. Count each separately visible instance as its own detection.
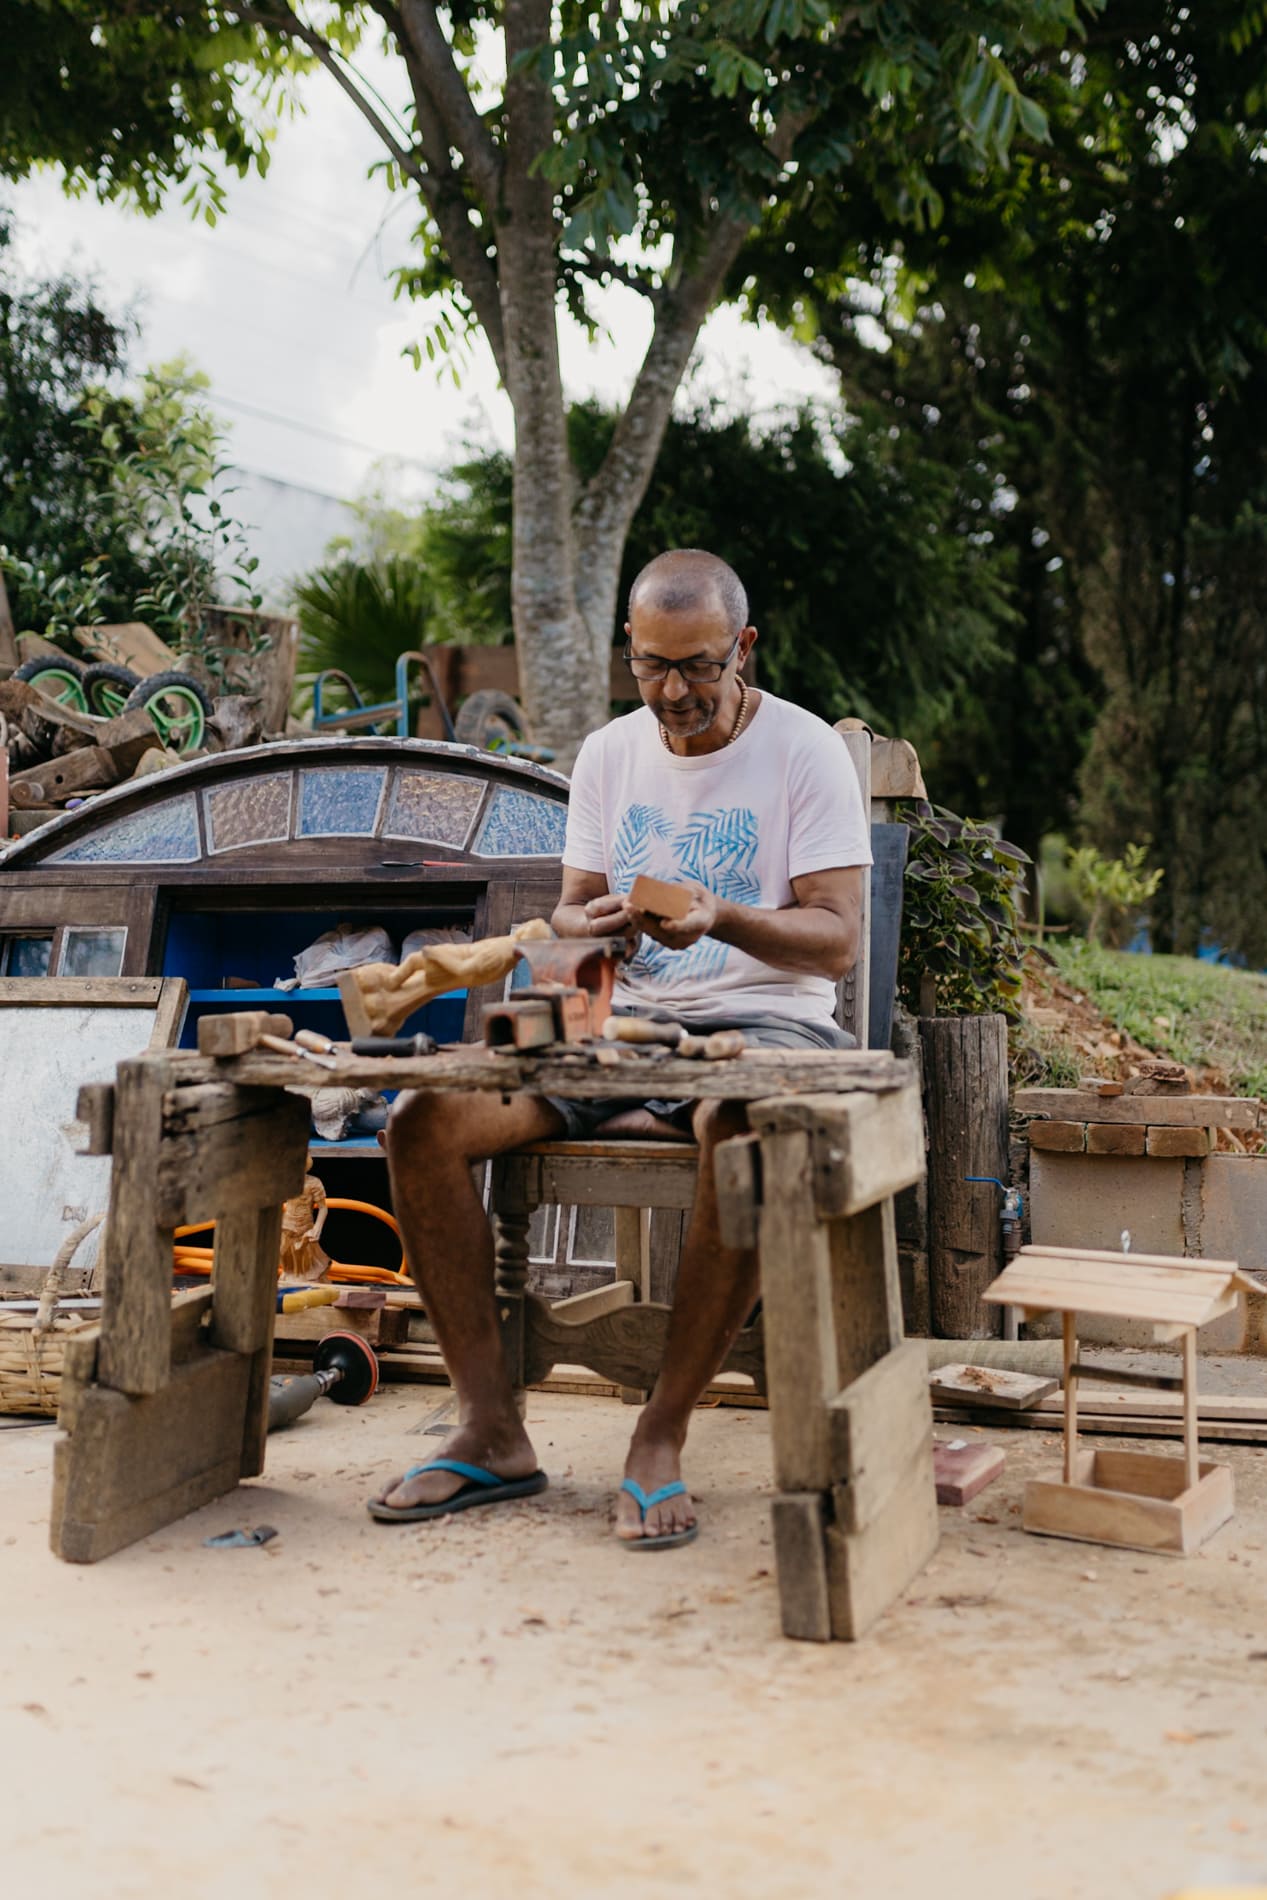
[620,1477,687,1519]
[403,1458,502,1487]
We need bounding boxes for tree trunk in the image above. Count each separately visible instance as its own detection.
[921,1014,1008,1339]
[497,0,606,769]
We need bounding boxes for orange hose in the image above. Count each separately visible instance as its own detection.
[173,1197,409,1283]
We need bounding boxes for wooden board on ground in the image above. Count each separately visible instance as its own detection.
[933,1440,1005,1506]
[1015,1088,1259,1130]
[930,1363,1058,1410]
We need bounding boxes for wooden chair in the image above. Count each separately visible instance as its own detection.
[488,731,908,1399]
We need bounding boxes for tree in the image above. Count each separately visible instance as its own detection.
[2,1,1093,762]
[741,4,1267,949]
[302,395,1015,728]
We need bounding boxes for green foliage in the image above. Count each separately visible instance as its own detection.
[327,398,1015,729]
[1047,939,1267,1100]
[292,557,437,717]
[896,801,1030,1019]
[1066,843,1164,948]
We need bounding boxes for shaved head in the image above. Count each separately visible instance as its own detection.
[628,549,749,636]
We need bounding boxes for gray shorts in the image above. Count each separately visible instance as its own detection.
[545,1010,856,1142]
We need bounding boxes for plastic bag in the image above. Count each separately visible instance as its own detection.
[285,922,395,989]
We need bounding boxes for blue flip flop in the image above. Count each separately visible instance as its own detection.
[367,1457,548,1523]
[619,1477,699,1551]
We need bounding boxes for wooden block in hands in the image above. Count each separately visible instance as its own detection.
[629,874,692,922]
[197,1010,295,1057]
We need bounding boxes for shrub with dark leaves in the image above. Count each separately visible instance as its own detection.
[895,801,1031,1019]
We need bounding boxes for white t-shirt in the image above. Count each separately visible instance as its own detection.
[563,692,872,1026]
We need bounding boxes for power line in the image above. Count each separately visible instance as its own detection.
[208,388,439,467]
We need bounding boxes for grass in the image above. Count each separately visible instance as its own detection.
[1045,939,1267,1098]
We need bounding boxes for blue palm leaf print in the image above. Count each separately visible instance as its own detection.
[612,803,674,894]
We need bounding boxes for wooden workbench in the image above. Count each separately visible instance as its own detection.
[51,1043,936,1641]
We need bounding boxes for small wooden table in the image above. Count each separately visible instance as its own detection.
[53,1043,935,1639]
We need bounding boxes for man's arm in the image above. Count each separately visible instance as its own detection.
[552,866,632,940]
[631,867,862,981]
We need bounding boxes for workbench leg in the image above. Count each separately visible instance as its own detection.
[757,1126,937,1642]
[212,1202,285,1478]
[98,1056,179,1395]
[490,1155,531,1392]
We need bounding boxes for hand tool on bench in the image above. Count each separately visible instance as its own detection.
[482,935,632,1049]
[350,1032,438,1057]
[267,1331,380,1431]
[197,1010,340,1068]
[275,1285,387,1315]
[602,1017,745,1060]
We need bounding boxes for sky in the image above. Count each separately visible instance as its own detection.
[8,47,840,514]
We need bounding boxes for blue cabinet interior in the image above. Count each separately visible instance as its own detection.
[160,905,471,1260]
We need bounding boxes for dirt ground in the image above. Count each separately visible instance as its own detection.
[4,1386,1267,1900]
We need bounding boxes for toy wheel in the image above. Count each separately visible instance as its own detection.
[13,654,89,713]
[453,688,528,752]
[81,662,141,719]
[313,1331,380,1405]
[123,670,214,755]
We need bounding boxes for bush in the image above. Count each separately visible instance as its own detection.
[896,801,1030,1019]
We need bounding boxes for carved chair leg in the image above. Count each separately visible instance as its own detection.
[490,1155,532,1395]
[614,1206,651,1403]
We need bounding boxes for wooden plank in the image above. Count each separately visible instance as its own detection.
[240,1204,283,1479]
[75,1083,115,1157]
[836,729,871,1049]
[532,1149,697,1211]
[747,1084,925,1218]
[932,1406,1267,1445]
[211,1206,279,1355]
[933,1441,1005,1506]
[921,1014,1008,1338]
[50,1346,251,1562]
[996,1283,1233,1325]
[170,1287,214,1361]
[0,977,168,1008]
[929,1364,1058,1410]
[825,1437,939,1640]
[714,1133,759,1250]
[272,1302,409,1347]
[771,1493,833,1642]
[755,1129,837,1490]
[1015,1088,1259,1130]
[1016,1244,1240,1275]
[216,1043,908,1101]
[98,1057,177,1395]
[827,1340,931,1534]
[156,1084,310,1226]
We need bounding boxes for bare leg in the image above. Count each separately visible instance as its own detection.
[376,1087,564,1511]
[616,1100,758,1542]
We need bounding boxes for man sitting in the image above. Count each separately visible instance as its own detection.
[371,548,871,1547]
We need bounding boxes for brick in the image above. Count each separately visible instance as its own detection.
[933,1441,1005,1507]
[1027,1120,1086,1153]
[1086,1122,1146,1156]
[1146,1125,1214,1158]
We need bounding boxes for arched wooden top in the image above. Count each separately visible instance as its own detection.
[0,738,571,873]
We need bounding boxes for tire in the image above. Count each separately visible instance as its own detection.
[123,670,215,756]
[81,662,141,719]
[453,688,528,751]
[13,654,89,714]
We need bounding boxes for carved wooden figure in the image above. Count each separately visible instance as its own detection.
[278,1161,330,1283]
[338,918,553,1038]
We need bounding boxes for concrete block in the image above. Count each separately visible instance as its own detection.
[1198,1156,1267,1352]
[1026,1152,1187,1346]
[1146,1126,1214,1158]
[1027,1120,1085,1153]
[1086,1123,1146,1156]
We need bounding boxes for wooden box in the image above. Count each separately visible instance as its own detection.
[1023,1446,1233,1556]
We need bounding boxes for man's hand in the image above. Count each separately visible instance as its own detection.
[583,891,635,937]
[627,881,719,950]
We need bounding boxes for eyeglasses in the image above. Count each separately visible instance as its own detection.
[623,632,741,684]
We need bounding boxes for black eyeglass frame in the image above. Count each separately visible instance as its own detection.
[622,631,743,685]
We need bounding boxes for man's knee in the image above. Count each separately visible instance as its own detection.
[388,1088,483,1163]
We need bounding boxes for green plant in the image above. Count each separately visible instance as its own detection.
[1066,842,1163,947]
[83,359,262,689]
[292,556,438,720]
[0,550,110,643]
[896,801,1031,1019]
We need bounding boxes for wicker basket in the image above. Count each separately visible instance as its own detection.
[0,1215,104,1417]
